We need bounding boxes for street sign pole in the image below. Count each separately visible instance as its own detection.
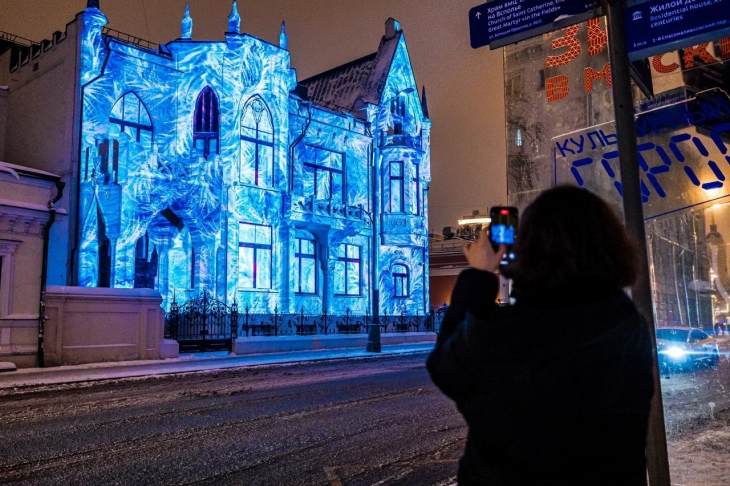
[603,1,670,485]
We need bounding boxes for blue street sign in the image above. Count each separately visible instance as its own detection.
[626,0,730,60]
[469,0,600,49]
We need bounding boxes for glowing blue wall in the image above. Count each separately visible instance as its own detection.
[76,7,430,318]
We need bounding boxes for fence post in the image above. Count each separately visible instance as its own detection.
[323,308,328,335]
[167,297,179,340]
[230,299,238,348]
[274,305,279,336]
[244,305,250,337]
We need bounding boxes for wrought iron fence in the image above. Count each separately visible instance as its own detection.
[164,291,237,351]
[166,296,440,347]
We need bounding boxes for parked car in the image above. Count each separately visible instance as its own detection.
[656,327,720,371]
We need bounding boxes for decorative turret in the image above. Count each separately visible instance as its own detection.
[180,0,193,39]
[385,18,401,39]
[87,0,100,9]
[227,0,241,34]
[421,85,429,119]
[279,21,288,50]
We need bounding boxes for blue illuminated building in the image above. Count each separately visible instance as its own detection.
[72,1,431,316]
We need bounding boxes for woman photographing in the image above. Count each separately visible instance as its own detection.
[427,186,654,485]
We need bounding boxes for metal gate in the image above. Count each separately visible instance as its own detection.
[165,291,237,352]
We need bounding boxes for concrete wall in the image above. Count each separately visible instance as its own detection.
[0,163,59,368]
[0,14,83,287]
[43,286,175,366]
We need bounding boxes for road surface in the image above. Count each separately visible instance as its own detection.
[1,353,728,485]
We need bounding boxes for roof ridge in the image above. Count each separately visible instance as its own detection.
[299,51,377,85]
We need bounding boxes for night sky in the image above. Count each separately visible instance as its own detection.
[0,0,507,232]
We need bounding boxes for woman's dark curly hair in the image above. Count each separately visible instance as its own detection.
[507,185,638,296]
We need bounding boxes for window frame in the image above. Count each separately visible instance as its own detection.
[392,263,410,298]
[294,236,317,295]
[302,146,345,204]
[389,161,405,213]
[335,243,362,297]
[109,91,154,144]
[238,222,273,290]
[240,96,275,187]
[193,86,220,159]
[412,162,421,216]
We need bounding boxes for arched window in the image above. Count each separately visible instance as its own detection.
[240,96,274,187]
[110,92,153,146]
[193,86,220,159]
[392,263,409,298]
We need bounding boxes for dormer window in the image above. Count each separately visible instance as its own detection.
[390,96,406,134]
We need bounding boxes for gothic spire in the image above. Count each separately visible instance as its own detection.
[279,20,288,50]
[421,85,430,118]
[227,0,241,34]
[180,0,193,39]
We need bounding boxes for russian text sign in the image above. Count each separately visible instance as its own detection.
[470,0,600,49]
[626,0,730,60]
[553,89,730,219]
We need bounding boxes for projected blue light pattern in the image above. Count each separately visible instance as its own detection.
[75,5,431,318]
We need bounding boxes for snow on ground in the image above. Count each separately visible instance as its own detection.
[667,409,730,485]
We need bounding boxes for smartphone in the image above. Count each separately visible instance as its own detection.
[489,206,518,266]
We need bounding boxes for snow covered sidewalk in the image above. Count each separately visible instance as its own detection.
[0,342,435,390]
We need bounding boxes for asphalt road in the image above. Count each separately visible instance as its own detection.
[1,354,728,485]
[0,354,465,486]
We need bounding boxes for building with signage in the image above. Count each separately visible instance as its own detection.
[503,16,730,330]
[0,1,431,318]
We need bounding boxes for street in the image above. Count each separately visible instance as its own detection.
[1,354,729,485]
[0,354,464,485]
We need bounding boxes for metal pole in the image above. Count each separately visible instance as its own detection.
[367,137,382,353]
[603,2,670,485]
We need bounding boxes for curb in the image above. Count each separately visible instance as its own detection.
[0,344,434,391]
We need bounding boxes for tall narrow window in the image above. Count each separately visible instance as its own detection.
[109,92,153,146]
[391,96,406,134]
[412,163,421,215]
[334,244,361,296]
[193,87,220,159]
[389,161,404,213]
[238,222,272,290]
[240,97,274,187]
[302,146,344,205]
[294,236,316,294]
[392,263,409,298]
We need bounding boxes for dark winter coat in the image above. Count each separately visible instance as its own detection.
[427,269,654,486]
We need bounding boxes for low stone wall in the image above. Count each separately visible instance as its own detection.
[44,286,178,366]
[234,332,435,355]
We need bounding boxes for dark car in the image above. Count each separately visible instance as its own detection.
[656,327,720,371]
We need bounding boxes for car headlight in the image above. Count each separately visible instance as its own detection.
[666,346,687,360]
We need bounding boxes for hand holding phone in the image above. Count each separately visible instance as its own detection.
[489,206,518,267]
[463,227,506,273]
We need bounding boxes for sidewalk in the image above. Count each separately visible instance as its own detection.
[0,342,435,390]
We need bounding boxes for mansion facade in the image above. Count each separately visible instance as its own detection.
[0,1,431,317]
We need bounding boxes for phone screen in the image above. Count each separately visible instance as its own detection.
[490,223,515,245]
[489,206,518,265]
